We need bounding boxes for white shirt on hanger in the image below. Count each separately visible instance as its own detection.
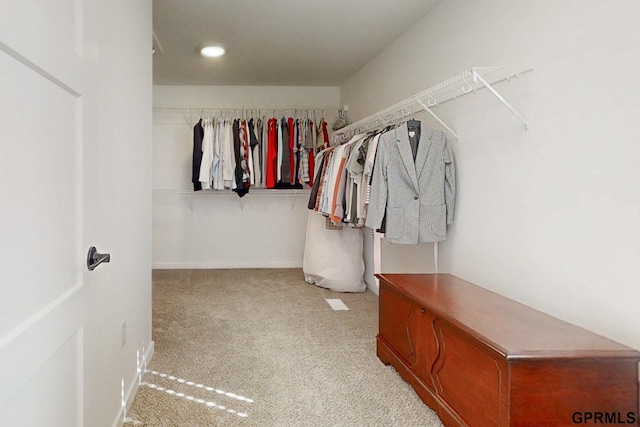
[198,118,214,190]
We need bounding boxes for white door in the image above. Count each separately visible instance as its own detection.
[0,1,151,426]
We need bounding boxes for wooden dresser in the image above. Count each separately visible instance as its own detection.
[376,274,640,426]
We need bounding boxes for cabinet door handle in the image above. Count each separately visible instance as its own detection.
[421,308,426,313]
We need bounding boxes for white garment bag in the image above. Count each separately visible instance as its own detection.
[302,212,366,292]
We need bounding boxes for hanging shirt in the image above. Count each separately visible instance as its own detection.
[321,120,329,149]
[240,120,251,186]
[242,120,254,186]
[345,134,370,224]
[308,120,315,186]
[319,147,337,216]
[321,134,363,220]
[262,116,268,187]
[360,132,382,223]
[276,119,283,182]
[297,119,308,184]
[249,118,261,188]
[330,142,353,223]
[222,118,236,189]
[307,148,328,210]
[280,118,291,183]
[266,118,277,188]
[232,120,249,197]
[211,118,223,190]
[293,119,300,184]
[288,117,295,184]
[198,118,215,190]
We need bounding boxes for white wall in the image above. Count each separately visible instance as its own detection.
[154,85,340,112]
[341,0,640,351]
[153,85,339,268]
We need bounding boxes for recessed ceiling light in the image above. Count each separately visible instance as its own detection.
[200,45,225,58]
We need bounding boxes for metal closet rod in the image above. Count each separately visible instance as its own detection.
[153,106,339,125]
[153,107,342,128]
[156,106,338,116]
[336,67,533,140]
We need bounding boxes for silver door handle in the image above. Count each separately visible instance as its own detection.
[87,246,111,271]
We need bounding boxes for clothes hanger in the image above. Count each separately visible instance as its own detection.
[407,110,421,130]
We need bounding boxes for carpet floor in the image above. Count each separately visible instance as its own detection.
[126,269,444,426]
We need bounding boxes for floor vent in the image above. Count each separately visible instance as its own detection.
[325,299,349,311]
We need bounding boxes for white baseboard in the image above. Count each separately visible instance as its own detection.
[112,341,155,427]
[366,278,380,296]
[152,261,303,269]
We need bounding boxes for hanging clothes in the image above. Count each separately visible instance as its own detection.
[316,119,330,150]
[261,116,268,188]
[276,119,283,183]
[248,118,261,187]
[312,148,329,211]
[329,135,364,223]
[221,118,236,189]
[296,118,310,186]
[198,118,215,190]
[288,117,295,184]
[190,110,328,196]
[359,132,382,223]
[365,122,456,244]
[280,118,291,184]
[307,120,456,243]
[266,118,277,188]
[308,149,327,210]
[345,133,372,225]
[309,134,360,221]
[318,143,341,216]
[231,120,249,197]
[211,118,222,190]
[240,120,253,186]
[307,119,316,186]
[192,119,204,191]
[293,118,300,184]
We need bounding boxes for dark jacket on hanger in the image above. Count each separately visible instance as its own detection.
[280,118,291,183]
[192,119,204,191]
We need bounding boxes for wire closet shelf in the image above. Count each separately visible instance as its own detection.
[335,66,532,140]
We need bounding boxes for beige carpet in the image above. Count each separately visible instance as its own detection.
[127,269,444,427]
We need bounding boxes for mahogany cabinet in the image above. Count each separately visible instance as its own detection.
[376,274,640,426]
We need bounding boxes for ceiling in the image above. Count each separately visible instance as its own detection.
[152,0,440,86]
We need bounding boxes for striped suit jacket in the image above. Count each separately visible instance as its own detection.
[365,123,456,244]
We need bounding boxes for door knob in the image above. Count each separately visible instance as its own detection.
[87,246,111,271]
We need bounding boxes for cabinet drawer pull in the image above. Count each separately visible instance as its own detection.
[421,308,425,313]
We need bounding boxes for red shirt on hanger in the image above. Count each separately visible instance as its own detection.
[266,118,278,188]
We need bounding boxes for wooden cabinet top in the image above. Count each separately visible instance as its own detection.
[376,273,640,360]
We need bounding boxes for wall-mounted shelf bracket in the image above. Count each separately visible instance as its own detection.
[416,98,459,140]
[336,66,532,141]
[471,69,529,130]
